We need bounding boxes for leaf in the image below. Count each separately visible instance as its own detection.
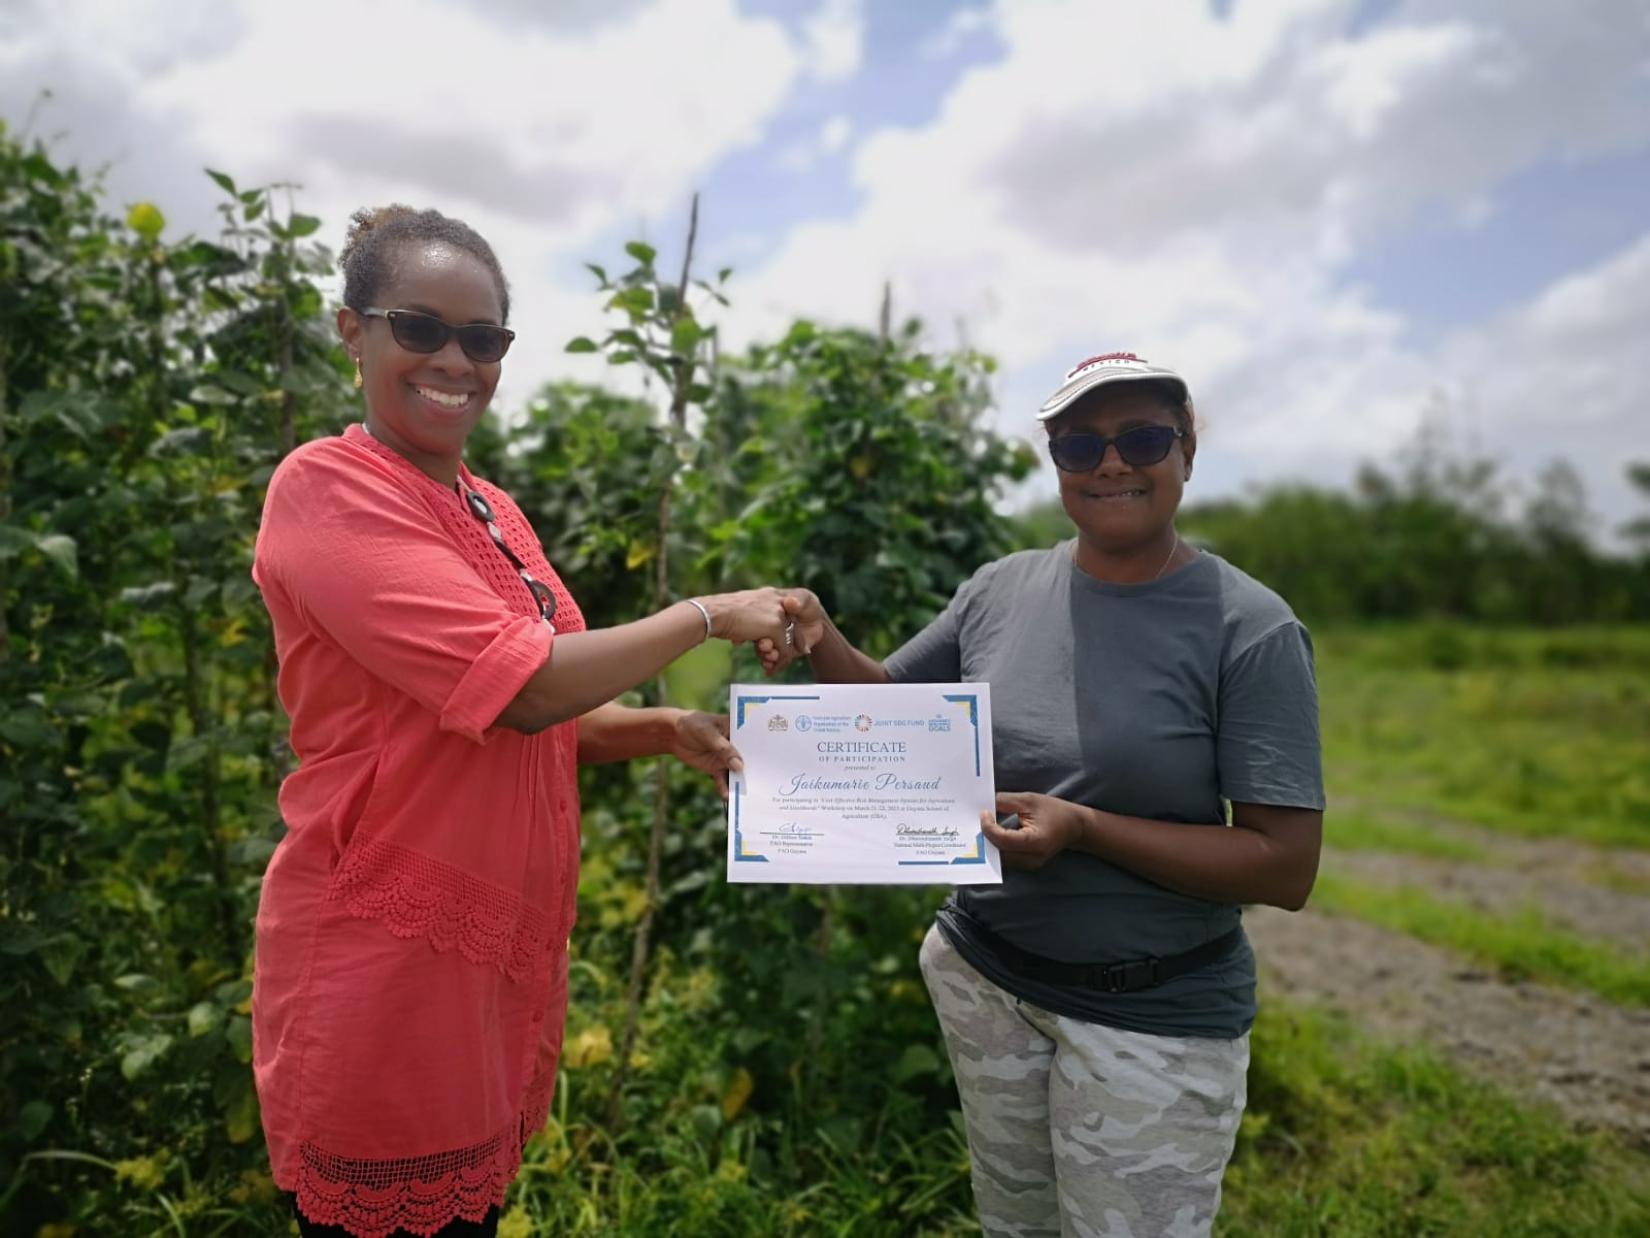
[287,213,321,238]
[18,1099,52,1142]
[563,1024,613,1069]
[114,1154,167,1189]
[690,1103,722,1143]
[625,540,657,570]
[121,1033,174,1081]
[608,286,655,316]
[36,533,78,579]
[225,1015,253,1064]
[206,168,238,196]
[224,1081,259,1144]
[584,262,609,286]
[290,285,323,318]
[183,576,217,609]
[0,525,35,559]
[188,383,237,406]
[120,581,177,606]
[891,1043,941,1082]
[720,1067,754,1122]
[624,240,657,265]
[38,936,87,986]
[671,317,703,355]
[565,336,599,353]
[126,202,166,239]
[187,1001,222,1038]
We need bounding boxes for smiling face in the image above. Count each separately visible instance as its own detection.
[338,240,505,478]
[1046,384,1195,555]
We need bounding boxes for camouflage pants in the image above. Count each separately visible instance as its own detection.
[919,925,1249,1238]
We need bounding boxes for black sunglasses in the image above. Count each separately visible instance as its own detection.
[361,307,515,364]
[462,485,557,628]
[1048,424,1185,472]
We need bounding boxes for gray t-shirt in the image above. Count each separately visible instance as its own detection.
[885,543,1324,1039]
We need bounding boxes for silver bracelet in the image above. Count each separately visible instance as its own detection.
[684,597,713,642]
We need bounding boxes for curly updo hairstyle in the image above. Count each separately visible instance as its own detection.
[338,205,512,323]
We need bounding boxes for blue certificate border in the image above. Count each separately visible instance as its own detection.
[895,828,987,867]
[731,693,821,863]
[898,692,985,865]
[732,688,987,869]
[941,693,981,776]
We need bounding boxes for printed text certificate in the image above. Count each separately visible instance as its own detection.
[726,683,1000,885]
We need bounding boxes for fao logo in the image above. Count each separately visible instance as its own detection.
[797,716,813,732]
[855,714,873,732]
[768,715,789,732]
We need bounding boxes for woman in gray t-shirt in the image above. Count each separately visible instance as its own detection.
[760,353,1324,1238]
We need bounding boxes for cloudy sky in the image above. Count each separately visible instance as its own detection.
[5,0,1649,534]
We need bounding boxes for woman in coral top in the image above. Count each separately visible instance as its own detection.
[252,205,794,1238]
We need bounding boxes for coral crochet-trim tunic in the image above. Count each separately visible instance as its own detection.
[251,425,584,1237]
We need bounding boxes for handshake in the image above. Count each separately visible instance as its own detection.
[688,586,829,678]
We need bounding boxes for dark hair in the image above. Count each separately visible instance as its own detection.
[339,205,512,322]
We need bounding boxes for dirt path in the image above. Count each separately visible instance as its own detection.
[1330,804,1650,890]
[1324,847,1650,952]
[1248,906,1650,1146]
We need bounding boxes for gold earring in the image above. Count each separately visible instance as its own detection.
[353,359,363,390]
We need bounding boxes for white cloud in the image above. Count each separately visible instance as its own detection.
[819,114,853,154]
[5,0,1649,531]
[722,0,1650,529]
[801,0,865,82]
[1,0,811,407]
[138,0,797,233]
[775,113,854,172]
[919,6,993,61]
[1434,230,1650,528]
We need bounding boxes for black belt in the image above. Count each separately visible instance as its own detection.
[948,908,1242,995]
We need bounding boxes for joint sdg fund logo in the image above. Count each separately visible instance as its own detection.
[855,714,873,732]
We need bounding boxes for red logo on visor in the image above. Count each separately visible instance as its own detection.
[1070,352,1142,373]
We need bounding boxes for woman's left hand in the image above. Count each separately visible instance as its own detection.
[981,791,1094,870]
[672,711,743,799]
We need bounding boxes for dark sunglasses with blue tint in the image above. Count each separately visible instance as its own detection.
[361,307,515,364]
[1048,424,1185,472]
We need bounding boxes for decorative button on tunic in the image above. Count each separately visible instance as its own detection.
[251,425,584,1237]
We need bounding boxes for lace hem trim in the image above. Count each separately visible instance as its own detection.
[330,838,555,982]
[294,1123,519,1238]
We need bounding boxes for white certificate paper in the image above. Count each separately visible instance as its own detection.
[726,682,1000,885]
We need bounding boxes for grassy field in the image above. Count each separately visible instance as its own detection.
[1315,626,1650,848]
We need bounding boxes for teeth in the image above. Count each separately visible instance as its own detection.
[415,385,470,409]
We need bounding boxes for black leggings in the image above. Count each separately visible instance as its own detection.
[289,1196,500,1237]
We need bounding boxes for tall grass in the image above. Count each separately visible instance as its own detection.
[1317,626,1650,848]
